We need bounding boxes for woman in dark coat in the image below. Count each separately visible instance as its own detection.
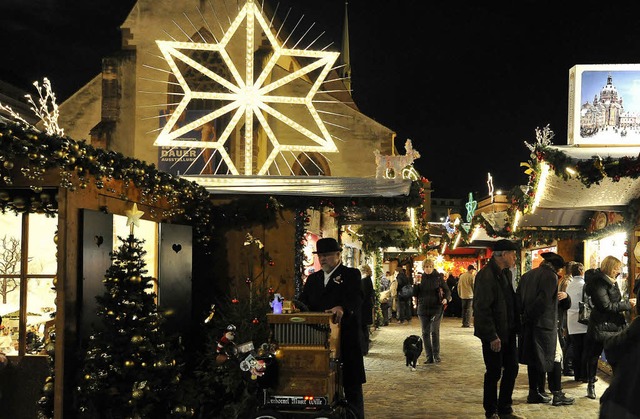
[414,259,450,363]
[396,266,413,324]
[583,255,636,399]
[359,265,375,355]
[445,272,461,318]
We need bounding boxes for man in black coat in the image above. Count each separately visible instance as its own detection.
[517,252,574,407]
[298,238,366,418]
[473,239,521,419]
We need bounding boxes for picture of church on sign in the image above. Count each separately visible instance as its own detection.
[573,67,640,146]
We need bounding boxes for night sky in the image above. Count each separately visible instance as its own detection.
[3,0,640,199]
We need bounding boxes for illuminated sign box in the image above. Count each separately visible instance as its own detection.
[568,64,640,146]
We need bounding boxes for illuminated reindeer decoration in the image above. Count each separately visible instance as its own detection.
[374,139,421,179]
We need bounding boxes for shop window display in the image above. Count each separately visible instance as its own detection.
[0,212,57,355]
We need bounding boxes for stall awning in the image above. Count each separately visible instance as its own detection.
[520,208,593,229]
[444,247,480,256]
[181,175,413,197]
[536,145,640,211]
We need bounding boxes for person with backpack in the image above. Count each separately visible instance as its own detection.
[395,266,413,324]
[414,258,450,363]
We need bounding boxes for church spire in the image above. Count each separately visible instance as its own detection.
[341,1,352,94]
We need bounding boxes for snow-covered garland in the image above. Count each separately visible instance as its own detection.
[508,125,639,245]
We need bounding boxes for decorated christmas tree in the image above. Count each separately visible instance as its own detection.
[77,205,188,418]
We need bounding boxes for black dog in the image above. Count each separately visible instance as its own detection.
[403,335,423,371]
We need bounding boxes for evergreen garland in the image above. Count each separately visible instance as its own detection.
[355,225,420,254]
[293,208,310,298]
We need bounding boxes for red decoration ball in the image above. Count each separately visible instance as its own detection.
[268,287,274,294]
[231,298,239,304]
[252,318,259,324]
[268,260,275,266]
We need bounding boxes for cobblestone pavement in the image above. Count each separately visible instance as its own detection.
[363,316,609,419]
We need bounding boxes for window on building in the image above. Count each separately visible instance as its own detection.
[0,212,57,356]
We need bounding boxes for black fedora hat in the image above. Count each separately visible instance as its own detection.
[313,238,342,254]
[541,252,565,270]
[493,239,519,251]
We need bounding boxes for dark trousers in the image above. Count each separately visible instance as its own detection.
[380,302,390,325]
[359,323,370,356]
[584,333,604,383]
[345,383,364,419]
[398,298,412,322]
[562,333,574,372]
[528,361,562,394]
[481,331,519,418]
[570,333,586,380]
[419,310,443,360]
[461,299,473,327]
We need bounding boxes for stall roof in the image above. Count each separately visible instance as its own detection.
[520,208,593,228]
[444,247,480,256]
[181,175,413,197]
[464,208,591,238]
[535,145,640,210]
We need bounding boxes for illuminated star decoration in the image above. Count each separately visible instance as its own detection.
[125,203,145,234]
[487,172,494,203]
[154,0,340,175]
[465,192,477,223]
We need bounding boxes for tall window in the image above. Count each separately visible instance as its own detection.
[0,212,57,356]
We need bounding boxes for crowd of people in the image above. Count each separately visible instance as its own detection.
[300,236,637,419]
